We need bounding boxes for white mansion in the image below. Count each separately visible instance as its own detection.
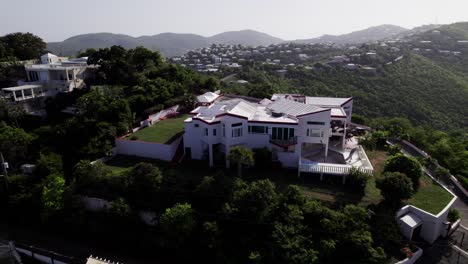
[184,92,373,176]
[2,53,91,102]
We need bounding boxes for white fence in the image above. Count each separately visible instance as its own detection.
[115,136,182,161]
[299,162,373,175]
[140,105,180,127]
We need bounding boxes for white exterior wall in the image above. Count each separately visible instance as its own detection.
[184,119,217,159]
[342,99,353,123]
[396,195,457,243]
[277,152,299,167]
[184,111,334,168]
[39,71,49,81]
[115,137,181,161]
[244,132,271,148]
[298,110,332,145]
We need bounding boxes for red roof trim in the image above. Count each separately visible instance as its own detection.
[215,113,248,120]
[248,120,298,125]
[192,117,221,125]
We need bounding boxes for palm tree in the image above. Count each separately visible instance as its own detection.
[228,146,254,178]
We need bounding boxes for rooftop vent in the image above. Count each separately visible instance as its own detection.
[272,111,283,117]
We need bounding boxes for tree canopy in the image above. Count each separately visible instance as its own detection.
[383,154,422,189]
[0,32,47,61]
[228,146,254,178]
[376,172,414,205]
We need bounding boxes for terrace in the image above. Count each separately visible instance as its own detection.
[125,114,188,144]
[299,137,374,176]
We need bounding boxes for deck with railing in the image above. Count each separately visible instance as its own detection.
[299,160,373,175]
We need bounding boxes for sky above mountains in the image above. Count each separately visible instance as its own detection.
[2,0,468,42]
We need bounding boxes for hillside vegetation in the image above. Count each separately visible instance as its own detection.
[406,22,468,75]
[223,52,468,130]
[294,24,408,44]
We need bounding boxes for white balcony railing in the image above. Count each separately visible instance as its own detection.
[299,161,373,175]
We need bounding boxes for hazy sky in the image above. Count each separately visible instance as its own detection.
[2,0,468,42]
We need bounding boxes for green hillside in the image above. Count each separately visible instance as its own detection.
[223,52,468,130]
[407,22,468,75]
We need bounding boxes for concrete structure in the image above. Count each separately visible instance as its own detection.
[396,185,457,244]
[115,136,182,161]
[183,93,372,176]
[22,53,91,96]
[1,85,44,102]
[1,53,92,104]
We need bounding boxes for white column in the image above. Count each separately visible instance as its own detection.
[209,143,214,167]
[20,89,25,100]
[342,120,347,149]
[66,69,70,81]
[31,87,35,98]
[324,140,329,158]
[296,140,302,164]
[12,91,17,101]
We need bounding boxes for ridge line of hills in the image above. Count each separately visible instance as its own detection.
[47,24,445,57]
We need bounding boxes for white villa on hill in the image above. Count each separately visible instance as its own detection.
[1,53,92,102]
[184,92,373,177]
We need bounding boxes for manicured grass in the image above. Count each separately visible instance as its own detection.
[367,150,389,175]
[105,155,215,182]
[407,174,454,215]
[251,167,382,206]
[105,155,171,176]
[126,114,189,143]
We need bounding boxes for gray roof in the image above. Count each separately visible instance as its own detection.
[267,98,326,117]
[305,96,352,107]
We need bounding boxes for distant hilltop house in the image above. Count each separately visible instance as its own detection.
[196,90,221,106]
[184,92,373,178]
[1,53,93,103]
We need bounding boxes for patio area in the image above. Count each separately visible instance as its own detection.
[300,137,374,176]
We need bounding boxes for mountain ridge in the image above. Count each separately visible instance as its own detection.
[46,24,443,57]
[47,29,282,57]
[292,24,409,44]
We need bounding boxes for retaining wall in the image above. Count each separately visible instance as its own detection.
[115,136,182,161]
[395,247,423,264]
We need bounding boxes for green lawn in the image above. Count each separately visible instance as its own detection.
[125,114,188,143]
[407,174,454,214]
[366,150,388,175]
[105,155,171,176]
[105,155,215,182]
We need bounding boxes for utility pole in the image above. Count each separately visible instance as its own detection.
[0,152,8,192]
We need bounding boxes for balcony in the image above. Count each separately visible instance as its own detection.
[270,135,297,147]
[299,161,373,175]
